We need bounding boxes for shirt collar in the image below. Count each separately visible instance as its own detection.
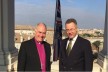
[34,38,43,44]
[68,34,78,41]
[73,34,78,41]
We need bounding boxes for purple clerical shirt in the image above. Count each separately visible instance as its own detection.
[35,39,46,72]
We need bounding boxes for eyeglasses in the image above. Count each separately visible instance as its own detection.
[66,28,76,32]
[38,31,46,34]
[36,29,46,35]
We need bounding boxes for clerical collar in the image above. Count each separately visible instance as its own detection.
[34,38,43,44]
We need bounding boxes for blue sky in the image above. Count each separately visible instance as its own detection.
[15,0,106,29]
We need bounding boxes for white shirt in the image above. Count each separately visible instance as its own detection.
[66,35,78,50]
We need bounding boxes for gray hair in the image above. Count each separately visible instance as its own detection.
[35,22,47,30]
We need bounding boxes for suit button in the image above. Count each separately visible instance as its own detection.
[70,68,73,70]
[64,66,66,69]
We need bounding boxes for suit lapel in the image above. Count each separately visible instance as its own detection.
[43,42,49,67]
[63,38,69,57]
[43,42,47,57]
[31,38,41,66]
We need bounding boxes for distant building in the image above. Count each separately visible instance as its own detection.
[15,25,54,50]
[78,29,104,35]
[15,25,35,50]
[14,25,104,51]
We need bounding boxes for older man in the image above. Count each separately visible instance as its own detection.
[17,23,51,72]
[59,18,93,71]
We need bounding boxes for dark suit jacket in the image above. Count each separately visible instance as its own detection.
[17,38,51,71]
[59,36,93,71]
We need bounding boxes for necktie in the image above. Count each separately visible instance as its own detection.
[67,39,72,56]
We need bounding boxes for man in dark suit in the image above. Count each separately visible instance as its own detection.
[17,23,51,72]
[59,18,93,72]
